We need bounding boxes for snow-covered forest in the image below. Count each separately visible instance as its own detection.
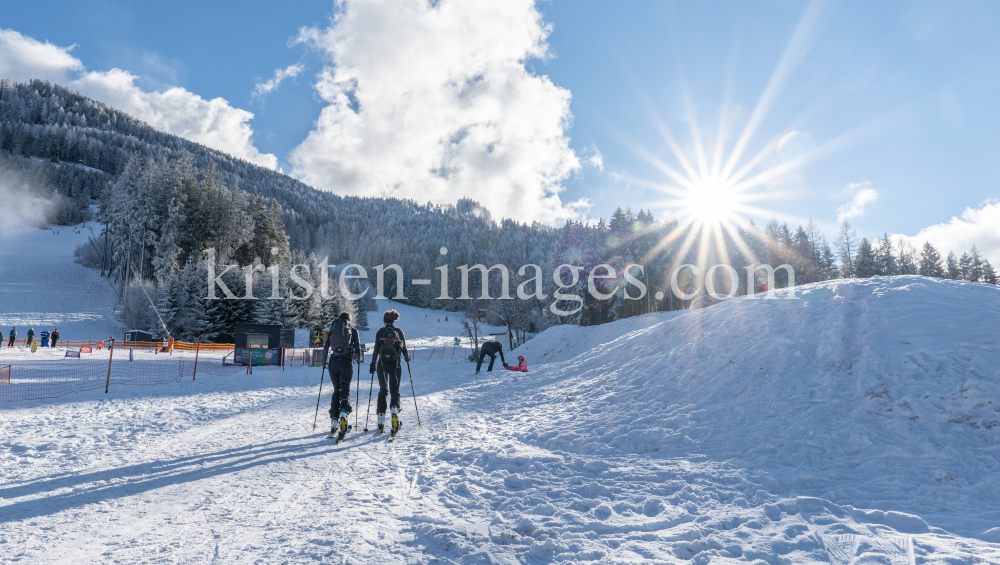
[1,79,995,343]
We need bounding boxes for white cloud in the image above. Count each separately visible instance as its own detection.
[73,69,278,169]
[894,200,1000,265]
[253,63,305,100]
[836,181,879,222]
[0,29,83,83]
[0,28,276,169]
[289,0,587,224]
[584,144,604,171]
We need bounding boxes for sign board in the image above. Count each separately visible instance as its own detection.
[234,348,280,366]
[294,328,310,349]
[65,351,81,358]
[80,346,92,354]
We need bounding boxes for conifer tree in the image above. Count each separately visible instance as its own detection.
[946,252,960,280]
[854,238,876,278]
[918,242,944,277]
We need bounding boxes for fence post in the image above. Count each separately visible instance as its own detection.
[104,339,114,393]
[192,339,201,381]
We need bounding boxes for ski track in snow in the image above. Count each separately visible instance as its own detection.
[3,226,1000,563]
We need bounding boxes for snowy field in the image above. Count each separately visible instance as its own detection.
[3,276,1000,563]
[3,224,1000,563]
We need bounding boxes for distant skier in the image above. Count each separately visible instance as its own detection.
[475,339,506,374]
[504,355,528,372]
[50,329,59,348]
[8,327,16,347]
[369,310,410,435]
[756,277,768,293]
[26,328,34,347]
[322,312,361,439]
[40,330,50,348]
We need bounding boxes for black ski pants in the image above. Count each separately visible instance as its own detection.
[376,358,402,415]
[476,348,504,372]
[327,355,354,419]
[7,337,13,347]
[26,336,33,347]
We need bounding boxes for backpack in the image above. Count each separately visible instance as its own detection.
[328,318,352,357]
[379,325,403,362]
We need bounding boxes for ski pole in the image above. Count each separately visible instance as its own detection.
[355,358,361,429]
[404,356,422,426]
[311,363,327,429]
[362,365,376,432]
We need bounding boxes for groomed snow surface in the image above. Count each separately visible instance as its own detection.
[3,235,1000,562]
[0,222,121,340]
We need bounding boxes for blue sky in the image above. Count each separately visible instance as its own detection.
[3,0,1000,258]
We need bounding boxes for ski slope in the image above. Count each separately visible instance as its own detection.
[0,222,121,341]
[2,219,1000,563]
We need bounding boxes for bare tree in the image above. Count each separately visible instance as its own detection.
[461,296,483,362]
[835,220,857,278]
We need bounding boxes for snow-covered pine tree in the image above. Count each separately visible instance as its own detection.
[946,252,960,280]
[958,252,972,281]
[919,242,944,277]
[982,260,998,284]
[854,238,876,278]
[969,245,984,282]
[897,241,918,275]
[875,234,897,276]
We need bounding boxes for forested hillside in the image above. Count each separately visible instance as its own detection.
[1,79,994,343]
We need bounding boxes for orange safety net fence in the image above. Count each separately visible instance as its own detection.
[0,342,245,403]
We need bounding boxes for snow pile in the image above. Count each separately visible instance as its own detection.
[514,276,1000,535]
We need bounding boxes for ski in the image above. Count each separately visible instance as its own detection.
[330,416,353,443]
[327,427,351,439]
[388,414,401,442]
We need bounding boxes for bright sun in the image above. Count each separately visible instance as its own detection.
[681,179,737,225]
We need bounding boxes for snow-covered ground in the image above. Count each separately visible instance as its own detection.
[0,223,121,341]
[3,225,1000,563]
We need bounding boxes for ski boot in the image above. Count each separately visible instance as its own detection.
[377,413,386,434]
[390,406,401,440]
[336,410,350,442]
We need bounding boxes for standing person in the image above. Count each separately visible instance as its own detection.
[26,328,34,348]
[475,339,507,374]
[50,328,59,348]
[369,310,410,435]
[8,327,16,347]
[322,312,361,439]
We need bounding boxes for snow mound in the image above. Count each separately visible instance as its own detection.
[515,276,1000,536]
